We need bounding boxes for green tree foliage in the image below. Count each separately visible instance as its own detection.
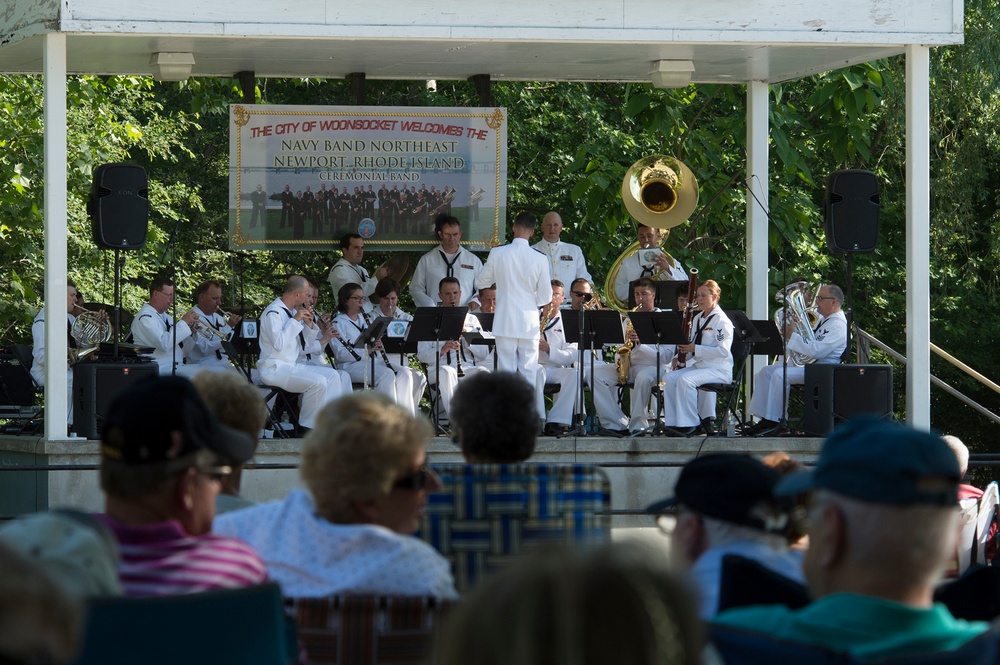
[1,2,998,446]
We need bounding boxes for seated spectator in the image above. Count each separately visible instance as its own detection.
[214,393,458,599]
[647,453,804,620]
[714,417,990,660]
[0,509,121,598]
[449,371,538,463]
[432,542,703,665]
[760,451,809,551]
[192,371,268,514]
[943,434,983,500]
[0,541,82,665]
[96,376,267,596]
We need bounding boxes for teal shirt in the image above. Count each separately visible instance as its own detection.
[713,593,988,661]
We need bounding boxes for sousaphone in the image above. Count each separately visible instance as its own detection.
[620,155,699,230]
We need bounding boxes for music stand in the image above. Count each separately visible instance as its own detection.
[467,312,496,369]
[409,307,468,433]
[562,309,626,436]
[382,319,415,363]
[750,319,784,357]
[628,279,689,310]
[627,311,685,435]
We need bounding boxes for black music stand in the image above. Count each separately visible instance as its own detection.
[354,315,393,388]
[628,279,689,310]
[409,307,468,433]
[627,310,685,436]
[468,312,496,369]
[562,309,626,436]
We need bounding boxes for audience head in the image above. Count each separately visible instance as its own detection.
[192,371,267,497]
[0,541,83,665]
[647,454,790,571]
[301,393,436,534]
[450,371,537,463]
[0,509,121,598]
[941,434,970,478]
[776,417,961,603]
[99,376,256,536]
[433,542,703,665]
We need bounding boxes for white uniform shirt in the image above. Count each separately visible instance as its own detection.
[131,303,193,373]
[213,489,458,599]
[416,312,490,370]
[532,239,592,286]
[785,310,848,364]
[683,307,734,373]
[539,311,577,369]
[410,246,483,308]
[327,258,376,313]
[258,297,307,366]
[329,311,369,367]
[614,249,687,304]
[476,238,552,339]
[31,308,75,386]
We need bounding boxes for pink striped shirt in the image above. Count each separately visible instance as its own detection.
[96,515,268,597]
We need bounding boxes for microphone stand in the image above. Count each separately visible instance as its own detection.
[564,296,592,437]
[157,216,185,377]
[744,179,795,433]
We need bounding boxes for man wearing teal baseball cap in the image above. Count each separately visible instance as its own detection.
[712,417,992,661]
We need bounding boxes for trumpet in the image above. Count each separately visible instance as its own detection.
[194,312,231,341]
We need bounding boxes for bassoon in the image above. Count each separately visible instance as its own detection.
[674,268,699,369]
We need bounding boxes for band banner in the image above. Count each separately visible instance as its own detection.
[228,104,507,252]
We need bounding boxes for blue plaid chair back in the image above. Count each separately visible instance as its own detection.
[417,463,612,592]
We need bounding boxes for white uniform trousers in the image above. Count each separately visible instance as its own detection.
[538,365,579,426]
[258,361,342,429]
[662,366,731,428]
[388,360,427,415]
[428,364,490,420]
[590,362,629,431]
[627,364,671,431]
[342,358,418,413]
[495,335,543,419]
[748,363,806,422]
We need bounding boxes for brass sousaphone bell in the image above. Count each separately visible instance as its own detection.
[620,155,699,230]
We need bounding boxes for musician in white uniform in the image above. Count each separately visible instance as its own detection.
[327,233,387,312]
[131,276,201,379]
[298,283,354,397]
[475,212,552,417]
[613,224,687,305]
[31,280,79,424]
[532,212,592,291]
[537,281,580,435]
[257,275,343,431]
[184,280,242,374]
[330,282,420,414]
[660,280,734,436]
[409,215,483,309]
[371,279,427,411]
[746,283,848,434]
[416,277,490,420]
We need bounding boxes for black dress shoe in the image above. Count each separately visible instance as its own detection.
[666,425,699,437]
[596,427,625,438]
[700,417,715,436]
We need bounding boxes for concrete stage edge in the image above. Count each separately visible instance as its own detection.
[0,434,824,528]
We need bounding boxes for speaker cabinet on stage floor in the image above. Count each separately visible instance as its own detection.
[73,362,158,440]
[801,364,893,436]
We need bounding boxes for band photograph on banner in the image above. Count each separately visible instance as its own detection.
[229,104,507,252]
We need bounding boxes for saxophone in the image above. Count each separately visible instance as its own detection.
[615,306,641,384]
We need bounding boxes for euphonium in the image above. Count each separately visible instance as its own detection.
[774,282,820,366]
[615,306,641,384]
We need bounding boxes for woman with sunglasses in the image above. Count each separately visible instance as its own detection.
[213,392,456,598]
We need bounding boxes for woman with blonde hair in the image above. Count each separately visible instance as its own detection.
[214,393,456,598]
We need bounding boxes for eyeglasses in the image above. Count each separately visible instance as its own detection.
[815,296,836,301]
[348,295,365,302]
[199,465,232,483]
[571,291,590,297]
[392,464,436,490]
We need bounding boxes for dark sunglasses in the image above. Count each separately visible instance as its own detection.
[393,465,435,490]
[571,291,589,297]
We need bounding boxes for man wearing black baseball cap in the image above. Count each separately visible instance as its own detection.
[95,376,268,596]
[647,452,804,620]
[713,417,990,660]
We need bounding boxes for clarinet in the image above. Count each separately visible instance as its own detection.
[455,343,465,378]
[362,312,396,373]
[324,309,362,361]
